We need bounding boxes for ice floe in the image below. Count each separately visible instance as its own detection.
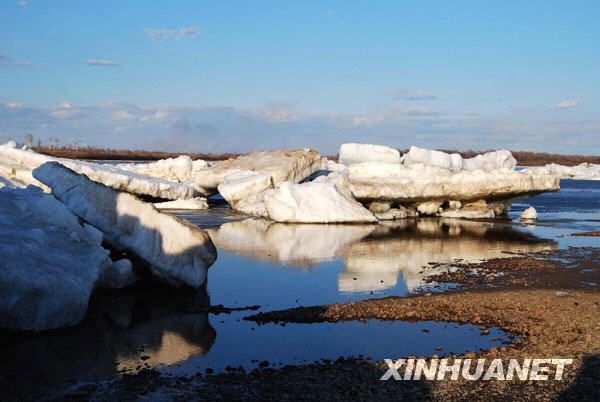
[338,143,401,166]
[0,186,113,331]
[520,206,538,221]
[402,146,516,173]
[154,197,209,210]
[263,174,377,223]
[217,170,273,216]
[0,143,199,200]
[33,162,217,288]
[348,163,558,212]
[195,149,324,192]
[402,146,464,173]
[523,163,600,180]
[113,155,208,182]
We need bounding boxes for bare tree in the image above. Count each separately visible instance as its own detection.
[24,133,33,149]
[49,137,60,150]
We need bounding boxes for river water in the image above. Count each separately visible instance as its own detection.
[1,180,598,397]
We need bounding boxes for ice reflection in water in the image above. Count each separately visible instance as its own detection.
[0,285,215,397]
[207,218,557,295]
[3,188,580,398]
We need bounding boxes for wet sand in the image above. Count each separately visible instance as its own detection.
[57,247,600,400]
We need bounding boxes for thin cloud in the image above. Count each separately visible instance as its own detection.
[2,101,598,155]
[17,0,27,6]
[554,99,583,109]
[392,88,439,101]
[0,52,31,67]
[85,59,119,67]
[143,27,200,43]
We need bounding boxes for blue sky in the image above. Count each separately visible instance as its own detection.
[1,1,599,154]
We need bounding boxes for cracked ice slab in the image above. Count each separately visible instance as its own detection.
[33,162,217,288]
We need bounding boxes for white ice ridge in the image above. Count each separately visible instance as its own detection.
[33,162,218,288]
[0,186,113,331]
[402,146,517,172]
[113,156,209,182]
[348,164,559,203]
[338,143,401,166]
[204,149,327,217]
[195,148,325,191]
[523,163,600,180]
[0,142,199,200]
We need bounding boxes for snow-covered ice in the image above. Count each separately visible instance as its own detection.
[0,186,113,331]
[195,148,324,191]
[523,163,600,180]
[462,150,517,172]
[114,156,208,182]
[33,162,218,288]
[416,200,443,215]
[154,197,209,210]
[98,259,140,289]
[402,146,516,173]
[338,143,401,166]
[520,206,538,221]
[0,143,199,200]
[348,164,558,206]
[263,174,377,223]
[402,146,464,172]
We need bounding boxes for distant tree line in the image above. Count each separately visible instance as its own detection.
[11,133,600,165]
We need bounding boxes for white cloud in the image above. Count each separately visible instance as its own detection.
[178,27,200,39]
[6,102,25,109]
[392,88,438,101]
[50,102,77,118]
[86,59,119,66]
[139,110,168,122]
[112,110,134,120]
[18,0,27,6]
[554,98,583,109]
[143,27,200,43]
[1,101,598,155]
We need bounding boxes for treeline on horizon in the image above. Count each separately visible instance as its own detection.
[33,145,600,166]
